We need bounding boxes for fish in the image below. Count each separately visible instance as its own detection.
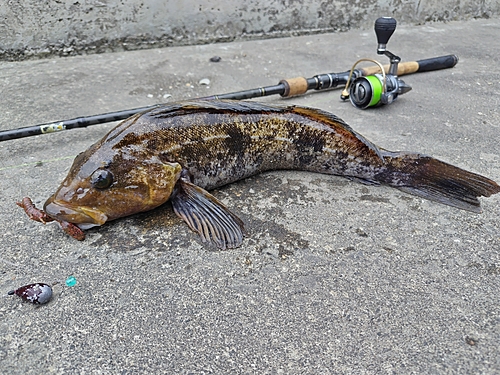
[36,100,499,249]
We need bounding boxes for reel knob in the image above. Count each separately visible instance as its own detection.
[375,17,397,54]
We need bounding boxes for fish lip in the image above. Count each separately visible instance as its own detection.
[44,199,108,226]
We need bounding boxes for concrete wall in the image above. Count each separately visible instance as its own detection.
[1,0,499,60]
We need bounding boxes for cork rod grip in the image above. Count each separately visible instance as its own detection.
[279,77,309,97]
[361,61,419,76]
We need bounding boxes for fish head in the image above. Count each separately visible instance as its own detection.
[44,143,182,228]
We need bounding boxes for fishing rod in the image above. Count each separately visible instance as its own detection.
[0,17,458,142]
[0,54,457,142]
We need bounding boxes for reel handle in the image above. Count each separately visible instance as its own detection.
[375,17,397,53]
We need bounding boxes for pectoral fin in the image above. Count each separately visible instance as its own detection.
[170,178,245,249]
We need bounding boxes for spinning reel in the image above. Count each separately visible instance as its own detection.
[341,17,412,109]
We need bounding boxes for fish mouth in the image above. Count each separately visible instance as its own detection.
[43,199,108,226]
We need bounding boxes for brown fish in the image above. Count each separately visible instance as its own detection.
[33,100,499,249]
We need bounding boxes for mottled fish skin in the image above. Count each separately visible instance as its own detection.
[41,100,500,247]
[112,101,386,190]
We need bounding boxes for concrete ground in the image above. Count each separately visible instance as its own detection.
[1,18,499,374]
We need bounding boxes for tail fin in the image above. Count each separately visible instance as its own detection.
[380,151,500,213]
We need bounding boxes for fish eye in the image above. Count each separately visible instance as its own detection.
[90,169,113,189]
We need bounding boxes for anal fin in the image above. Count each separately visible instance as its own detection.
[170,178,245,249]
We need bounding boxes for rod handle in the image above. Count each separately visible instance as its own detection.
[414,54,459,72]
[360,54,458,76]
